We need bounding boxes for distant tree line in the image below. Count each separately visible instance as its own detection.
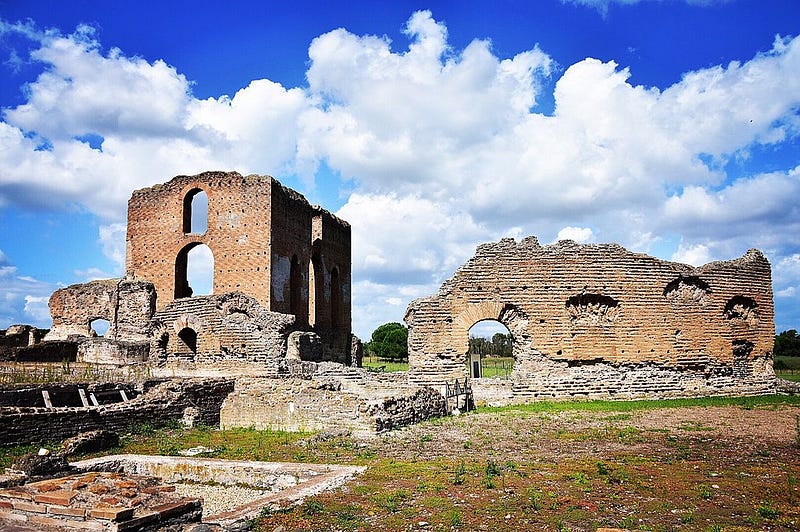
[774,329,800,358]
[469,333,513,358]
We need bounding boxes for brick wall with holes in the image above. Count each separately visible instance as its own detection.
[406,236,776,399]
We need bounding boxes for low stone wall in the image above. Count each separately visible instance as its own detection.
[12,341,79,363]
[0,383,139,408]
[510,357,777,401]
[220,376,446,437]
[0,379,234,447]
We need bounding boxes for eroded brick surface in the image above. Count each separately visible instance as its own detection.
[406,237,776,400]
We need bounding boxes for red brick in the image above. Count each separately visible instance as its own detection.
[31,513,105,530]
[48,504,86,517]
[34,489,78,505]
[88,506,135,521]
[12,500,47,513]
[0,489,31,501]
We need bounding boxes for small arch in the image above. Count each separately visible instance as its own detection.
[175,243,214,298]
[89,318,110,337]
[182,188,208,234]
[177,327,198,355]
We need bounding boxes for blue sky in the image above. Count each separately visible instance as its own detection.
[0,0,799,339]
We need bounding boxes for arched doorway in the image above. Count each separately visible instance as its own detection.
[289,254,304,324]
[467,319,514,379]
[175,243,214,298]
[177,327,198,356]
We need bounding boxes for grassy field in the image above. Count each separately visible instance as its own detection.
[5,395,798,531]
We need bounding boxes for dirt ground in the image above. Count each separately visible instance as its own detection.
[255,402,800,531]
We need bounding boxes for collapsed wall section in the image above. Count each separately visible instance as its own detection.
[45,279,155,342]
[406,236,776,400]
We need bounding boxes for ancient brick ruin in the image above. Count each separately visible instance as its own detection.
[44,171,353,370]
[406,237,777,401]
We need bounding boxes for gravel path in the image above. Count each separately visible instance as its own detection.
[172,482,272,516]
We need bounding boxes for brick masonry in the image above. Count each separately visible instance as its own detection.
[126,170,352,362]
[406,236,777,400]
[0,472,201,531]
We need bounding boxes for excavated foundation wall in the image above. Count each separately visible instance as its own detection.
[0,379,234,446]
[406,237,776,401]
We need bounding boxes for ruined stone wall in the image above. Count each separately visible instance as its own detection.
[309,209,353,363]
[0,326,47,359]
[406,237,776,400]
[45,279,155,342]
[0,379,234,446]
[149,292,295,377]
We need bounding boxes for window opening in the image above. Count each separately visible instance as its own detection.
[182,189,208,234]
[175,243,214,298]
[89,319,110,337]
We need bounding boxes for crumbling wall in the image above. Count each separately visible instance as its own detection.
[406,236,776,400]
[0,326,48,359]
[45,278,155,342]
[149,292,295,376]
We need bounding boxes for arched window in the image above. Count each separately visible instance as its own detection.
[289,254,304,323]
[182,188,208,234]
[175,243,214,298]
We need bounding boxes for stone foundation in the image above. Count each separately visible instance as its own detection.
[220,368,447,437]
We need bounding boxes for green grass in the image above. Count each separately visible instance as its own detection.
[778,372,800,382]
[362,356,408,372]
[483,394,800,415]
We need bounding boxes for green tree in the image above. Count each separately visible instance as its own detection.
[775,329,800,357]
[366,322,408,362]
